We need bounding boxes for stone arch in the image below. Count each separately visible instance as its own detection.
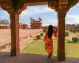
[16,1,65,61]
[0,4,13,14]
[18,1,48,14]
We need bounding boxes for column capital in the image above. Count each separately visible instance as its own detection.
[48,0,58,9]
[18,5,27,15]
[57,9,67,17]
[9,10,19,14]
[48,0,70,12]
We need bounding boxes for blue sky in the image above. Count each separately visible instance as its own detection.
[0,2,79,26]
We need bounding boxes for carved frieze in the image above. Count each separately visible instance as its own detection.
[59,0,68,9]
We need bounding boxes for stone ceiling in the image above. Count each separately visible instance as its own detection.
[0,0,79,13]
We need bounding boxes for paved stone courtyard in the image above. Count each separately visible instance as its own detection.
[0,52,79,63]
[0,29,42,52]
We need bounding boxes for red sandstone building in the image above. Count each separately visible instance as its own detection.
[19,24,28,29]
[43,26,48,29]
[65,24,79,30]
[30,18,42,29]
[0,24,10,29]
[65,24,75,30]
[0,24,28,29]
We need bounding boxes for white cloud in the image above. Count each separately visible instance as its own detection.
[0,10,9,16]
[20,6,54,18]
[43,14,79,26]
[43,20,58,26]
[66,15,79,24]
[0,10,10,20]
[75,2,79,7]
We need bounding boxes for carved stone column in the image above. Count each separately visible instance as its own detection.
[10,11,20,56]
[57,9,67,61]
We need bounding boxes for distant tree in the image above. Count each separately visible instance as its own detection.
[65,32,69,37]
[70,30,73,32]
[0,20,9,24]
[77,23,79,26]
[36,35,41,39]
[72,37,79,43]
[43,29,47,33]
[72,29,76,33]
[40,33,43,36]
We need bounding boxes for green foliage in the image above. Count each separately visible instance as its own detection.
[70,29,76,33]
[65,32,69,37]
[72,37,79,43]
[70,30,73,32]
[36,35,41,39]
[77,30,79,32]
[40,33,43,36]
[0,20,9,24]
[67,40,73,43]
[72,30,76,33]
[43,29,47,33]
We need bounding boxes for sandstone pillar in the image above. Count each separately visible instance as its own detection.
[10,11,20,56]
[57,10,66,61]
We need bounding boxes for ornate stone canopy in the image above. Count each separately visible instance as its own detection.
[0,0,79,13]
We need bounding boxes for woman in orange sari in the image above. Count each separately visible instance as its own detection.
[43,25,57,58]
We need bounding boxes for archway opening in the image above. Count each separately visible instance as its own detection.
[19,4,58,56]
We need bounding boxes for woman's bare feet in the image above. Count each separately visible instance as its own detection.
[48,53,52,58]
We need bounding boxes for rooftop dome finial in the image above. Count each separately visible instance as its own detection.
[38,17,42,21]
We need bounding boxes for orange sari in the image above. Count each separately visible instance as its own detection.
[44,29,57,55]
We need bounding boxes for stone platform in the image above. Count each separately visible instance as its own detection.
[0,52,79,63]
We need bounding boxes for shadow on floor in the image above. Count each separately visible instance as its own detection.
[0,52,79,63]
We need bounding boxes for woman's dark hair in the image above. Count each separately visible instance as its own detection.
[47,25,53,38]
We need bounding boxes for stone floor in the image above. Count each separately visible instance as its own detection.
[0,52,79,63]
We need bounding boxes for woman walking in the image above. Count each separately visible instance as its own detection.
[43,25,58,58]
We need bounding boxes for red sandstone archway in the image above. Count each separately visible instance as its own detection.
[18,6,57,55]
[18,3,57,58]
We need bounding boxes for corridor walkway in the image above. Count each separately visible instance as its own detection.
[0,52,79,63]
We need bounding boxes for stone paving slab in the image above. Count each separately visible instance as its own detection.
[0,52,79,63]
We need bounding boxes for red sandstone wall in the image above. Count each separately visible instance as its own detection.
[31,23,42,29]
[0,24,28,29]
[19,24,28,29]
[0,25,9,29]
